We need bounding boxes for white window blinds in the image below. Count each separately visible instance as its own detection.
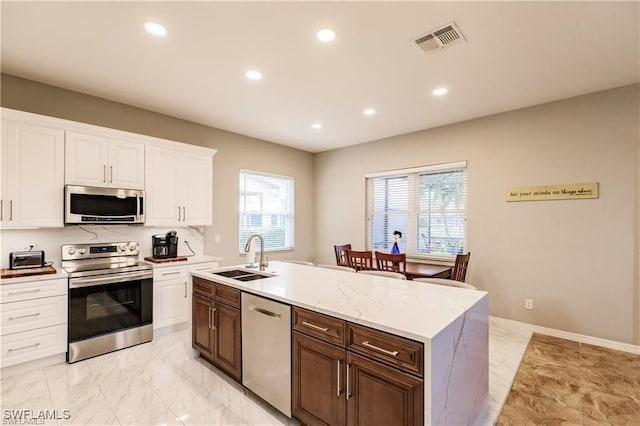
[366,161,467,260]
[239,170,294,252]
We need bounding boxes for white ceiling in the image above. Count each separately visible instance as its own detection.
[1,2,638,153]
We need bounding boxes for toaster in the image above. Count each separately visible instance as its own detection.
[9,251,46,270]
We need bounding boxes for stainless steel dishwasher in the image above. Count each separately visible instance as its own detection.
[241,292,291,417]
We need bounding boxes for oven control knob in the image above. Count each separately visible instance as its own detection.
[120,244,127,252]
[79,248,86,255]
[68,247,76,255]
[129,244,137,252]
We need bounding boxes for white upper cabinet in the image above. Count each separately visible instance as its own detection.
[1,120,65,228]
[145,146,214,227]
[65,131,144,189]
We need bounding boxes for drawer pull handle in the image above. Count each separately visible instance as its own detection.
[211,308,217,330]
[8,343,40,352]
[346,363,351,400]
[302,321,330,332]
[162,271,181,276]
[362,341,399,357]
[9,313,41,321]
[7,289,41,296]
[184,282,187,298]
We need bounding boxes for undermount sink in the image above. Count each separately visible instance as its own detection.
[212,269,274,282]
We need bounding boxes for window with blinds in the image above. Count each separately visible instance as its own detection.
[239,170,294,252]
[366,161,467,260]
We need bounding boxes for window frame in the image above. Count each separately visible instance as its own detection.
[239,169,295,254]
[365,161,467,262]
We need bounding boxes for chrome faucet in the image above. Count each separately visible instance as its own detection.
[244,233,268,271]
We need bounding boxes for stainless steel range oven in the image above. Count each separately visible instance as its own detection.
[62,241,153,363]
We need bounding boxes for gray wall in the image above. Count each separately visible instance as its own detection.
[0,74,316,266]
[314,84,640,345]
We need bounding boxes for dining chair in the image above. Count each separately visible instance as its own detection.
[334,244,352,267]
[316,264,356,272]
[283,260,315,266]
[451,252,471,282]
[412,277,477,290]
[374,251,407,275]
[358,270,407,280]
[345,249,374,271]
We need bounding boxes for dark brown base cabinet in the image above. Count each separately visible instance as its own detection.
[192,277,242,382]
[292,307,424,426]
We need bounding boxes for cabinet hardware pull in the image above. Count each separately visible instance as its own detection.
[9,313,41,321]
[208,307,212,329]
[8,343,40,352]
[249,305,281,318]
[1,200,3,220]
[337,359,341,396]
[110,166,113,183]
[184,282,187,298]
[182,206,186,222]
[162,271,181,276]
[178,206,181,221]
[361,341,399,357]
[211,307,217,330]
[346,363,351,400]
[9,200,12,221]
[103,165,107,183]
[302,321,330,332]
[8,289,41,296]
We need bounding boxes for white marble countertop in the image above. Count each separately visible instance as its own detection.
[143,255,222,268]
[192,261,488,343]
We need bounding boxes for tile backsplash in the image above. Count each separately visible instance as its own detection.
[0,225,205,268]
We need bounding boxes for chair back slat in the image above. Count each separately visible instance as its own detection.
[451,252,471,282]
[334,244,352,267]
[375,251,407,275]
[345,249,374,271]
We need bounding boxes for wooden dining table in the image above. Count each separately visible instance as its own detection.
[405,261,452,280]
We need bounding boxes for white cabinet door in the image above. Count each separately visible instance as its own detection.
[1,121,64,228]
[65,131,109,187]
[180,154,213,225]
[145,146,213,227]
[66,131,145,189]
[153,277,189,329]
[108,139,145,189]
[145,146,181,226]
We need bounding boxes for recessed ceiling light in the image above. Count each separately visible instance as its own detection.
[144,22,167,36]
[433,87,448,96]
[311,123,323,129]
[363,108,376,116]
[316,29,336,42]
[245,70,263,80]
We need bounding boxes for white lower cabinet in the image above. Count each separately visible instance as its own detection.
[152,261,220,331]
[153,266,189,330]
[0,277,67,368]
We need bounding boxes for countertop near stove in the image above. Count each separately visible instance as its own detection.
[0,263,67,285]
[142,255,222,268]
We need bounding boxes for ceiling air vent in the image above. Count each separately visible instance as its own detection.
[413,22,466,54]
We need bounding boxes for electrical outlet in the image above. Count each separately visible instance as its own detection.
[525,299,534,310]
[214,234,221,243]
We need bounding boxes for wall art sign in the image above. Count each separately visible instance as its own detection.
[506,182,598,202]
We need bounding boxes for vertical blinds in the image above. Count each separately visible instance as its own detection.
[239,170,294,252]
[366,161,467,260]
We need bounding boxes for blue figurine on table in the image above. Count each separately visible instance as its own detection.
[391,230,402,254]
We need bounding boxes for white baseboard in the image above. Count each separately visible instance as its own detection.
[1,353,66,378]
[490,316,640,355]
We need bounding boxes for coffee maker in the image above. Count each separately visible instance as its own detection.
[152,231,178,259]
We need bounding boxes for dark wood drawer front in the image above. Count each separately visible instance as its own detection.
[347,324,423,377]
[193,276,215,298]
[214,282,241,309]
[293,307,346,347]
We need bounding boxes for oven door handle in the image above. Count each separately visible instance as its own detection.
[69,271,153,288]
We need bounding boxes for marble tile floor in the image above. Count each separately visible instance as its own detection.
[1,318,531,426]
[497,333,640,425]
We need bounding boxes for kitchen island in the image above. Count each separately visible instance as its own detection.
[191,261,489,426]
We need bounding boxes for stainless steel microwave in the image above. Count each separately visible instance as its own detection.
[65,185,145,224]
